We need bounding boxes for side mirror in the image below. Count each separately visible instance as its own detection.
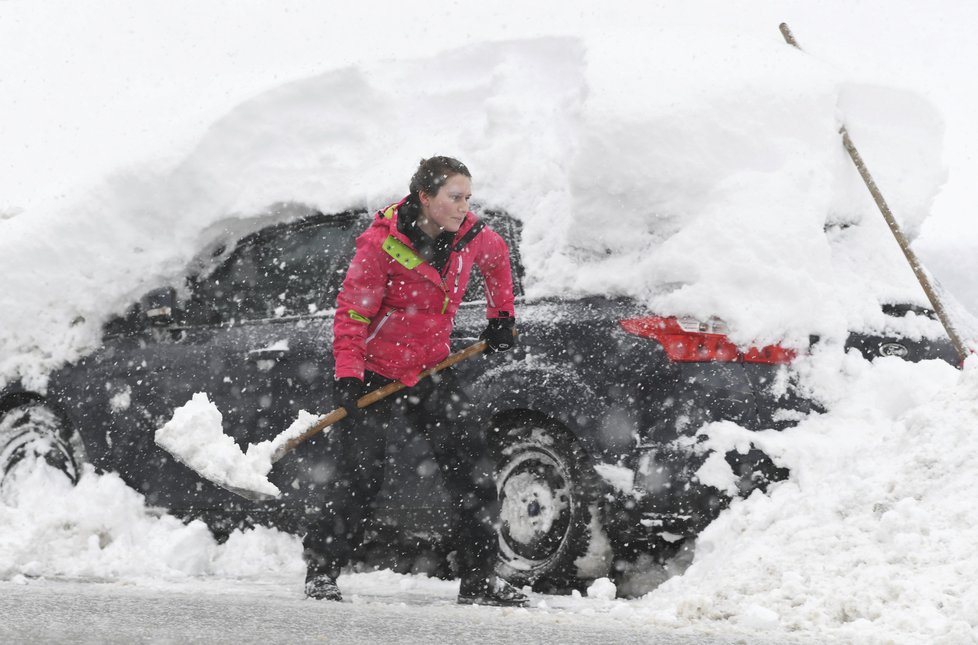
[141,287,178,326]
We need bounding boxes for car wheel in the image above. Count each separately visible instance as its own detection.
[493,421,607,589]
[0,402,83,489]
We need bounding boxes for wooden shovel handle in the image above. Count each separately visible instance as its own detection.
[270,338,491,463]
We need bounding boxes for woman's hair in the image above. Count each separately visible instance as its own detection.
[409,156,471,197]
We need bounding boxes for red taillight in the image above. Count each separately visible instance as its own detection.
[620,316,796,364]
[741,345,797,364]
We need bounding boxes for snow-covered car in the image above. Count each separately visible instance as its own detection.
[0,203,959,590]
[843,303,960,364]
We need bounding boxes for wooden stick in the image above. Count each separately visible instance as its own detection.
[270,339,490,463]
[838,127,969,361]
[779,23,800,49]
[779,22,969,363]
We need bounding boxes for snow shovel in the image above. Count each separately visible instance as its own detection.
[155,337,496,502]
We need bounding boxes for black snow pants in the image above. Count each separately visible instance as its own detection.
[302,367,499,579]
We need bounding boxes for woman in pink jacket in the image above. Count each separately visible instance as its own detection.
[303,156,527,607]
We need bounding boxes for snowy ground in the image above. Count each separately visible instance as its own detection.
[3,2,978,644]
[1,577,813,645]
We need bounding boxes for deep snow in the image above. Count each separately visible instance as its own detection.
[3,2,978,643]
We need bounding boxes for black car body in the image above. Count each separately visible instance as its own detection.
[844,303,961,365]
[0,203,960,589]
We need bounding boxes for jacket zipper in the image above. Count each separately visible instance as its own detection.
[439,255,463,314]
[365,310,394,343]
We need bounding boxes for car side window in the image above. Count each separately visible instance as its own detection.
[186,241,264,323]
[186,214,363,324]
[260,218,361,317]
[462,210,524,302]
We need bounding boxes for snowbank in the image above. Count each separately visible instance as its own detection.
[640,355,978,643]
[0,31,956,387]
[0,460,302,581]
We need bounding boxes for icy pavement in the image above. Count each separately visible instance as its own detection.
[0,577,818,645]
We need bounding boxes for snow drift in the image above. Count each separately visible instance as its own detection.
[0,35,956,387]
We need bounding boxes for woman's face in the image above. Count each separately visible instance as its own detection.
[419,173,472,235]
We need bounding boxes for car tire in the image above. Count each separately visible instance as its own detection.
[493,420,607,589]
[0,401,82,489]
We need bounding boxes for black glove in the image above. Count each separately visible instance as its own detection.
[480,317,517,354]
[333,377,365,422]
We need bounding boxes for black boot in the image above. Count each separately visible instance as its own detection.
[457,574,529,607]
[304,565,342,601]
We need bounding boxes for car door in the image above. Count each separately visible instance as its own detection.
[50,236,276,511]
[55,211,365,517]
[226,213,367,510]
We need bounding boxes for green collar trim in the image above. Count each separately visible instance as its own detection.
[382,235,424,269]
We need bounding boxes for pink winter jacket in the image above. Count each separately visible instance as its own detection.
[333,198,516,386]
